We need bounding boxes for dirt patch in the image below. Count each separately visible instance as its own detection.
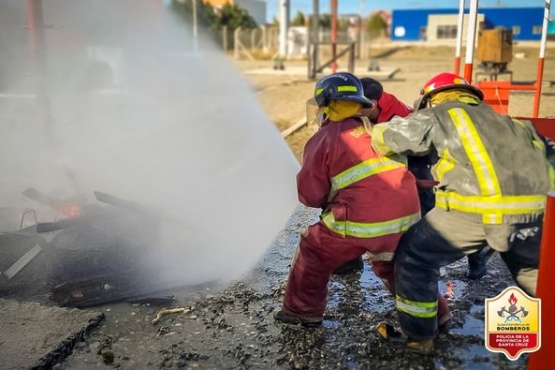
[0,298,102,369]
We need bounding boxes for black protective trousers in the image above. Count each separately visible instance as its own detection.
[394,207,543,340]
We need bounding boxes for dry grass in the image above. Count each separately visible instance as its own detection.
[237,43,555,160]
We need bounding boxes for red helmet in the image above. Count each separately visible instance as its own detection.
[418,72,483,109]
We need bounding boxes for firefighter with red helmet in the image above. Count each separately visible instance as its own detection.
[338,77,492,282]
[273,72,451,327]
[372,72,554,354]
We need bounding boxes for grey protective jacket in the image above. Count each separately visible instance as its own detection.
[372,101,555,225]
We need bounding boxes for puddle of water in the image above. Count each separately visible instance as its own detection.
[322,320,340,329]
[437,342,528,370]
[359,264,394,312]
[453,304,485,337]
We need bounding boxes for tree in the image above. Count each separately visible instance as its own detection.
[170,0,257,31]
[366,12,388,38]
[219,3,257,30]
[291,11,306,27]
[170,0,218,30]
[319,14,331,29]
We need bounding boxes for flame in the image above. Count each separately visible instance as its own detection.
[508,292,518,305]
[62,204,81,218]
[445,281,455,299]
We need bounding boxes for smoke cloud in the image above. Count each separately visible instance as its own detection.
[0,0,300,288]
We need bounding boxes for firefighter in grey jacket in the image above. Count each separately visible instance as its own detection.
[372,72,555,355]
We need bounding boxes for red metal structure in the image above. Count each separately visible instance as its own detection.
[331,0,338,73]
[460,0,551,119]
[26,0,52,133]
[456,0,555,367]
[528,192,555,370]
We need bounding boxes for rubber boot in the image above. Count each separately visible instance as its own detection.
[273,307,322,327]
[466,247,495,280]
[332,256,364,275]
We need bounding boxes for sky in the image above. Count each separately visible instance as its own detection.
[265,0,550,22]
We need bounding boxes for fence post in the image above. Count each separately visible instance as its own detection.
[234,27,240,59]
[348,42,355,73]
[222,26,228,52]
[528,190,555,370]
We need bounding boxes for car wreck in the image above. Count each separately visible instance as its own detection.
[0,185,177,308]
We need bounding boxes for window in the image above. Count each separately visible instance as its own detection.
[394,26,406,37]
[436,25,457,39]
[532,26,542,34]
[512,26,521,35]
[420,26,427,41]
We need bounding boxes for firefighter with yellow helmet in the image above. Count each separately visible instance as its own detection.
[372,72,554,355]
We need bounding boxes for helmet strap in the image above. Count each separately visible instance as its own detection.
[359,115,373,135]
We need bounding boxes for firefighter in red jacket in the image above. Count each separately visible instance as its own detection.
[333,78,420,275]
[273,72,448,326]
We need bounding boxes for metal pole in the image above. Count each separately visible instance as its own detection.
[533,0,550,118]
[26,0,51,134]
[361,16,367,60]
[463,0,479,83]
[454,0,465,75]
[310,0,320,79]
[278,0,289,58]
[331,0,338,72]
[528,190,555,370]
[192,0,198,53]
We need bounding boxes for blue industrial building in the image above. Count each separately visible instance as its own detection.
[391,7,544,42]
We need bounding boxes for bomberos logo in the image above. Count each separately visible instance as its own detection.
[485,286,541,360]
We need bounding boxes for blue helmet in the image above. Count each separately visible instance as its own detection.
[314,72,372,108]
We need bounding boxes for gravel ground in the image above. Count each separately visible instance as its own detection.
[56,207,527,370]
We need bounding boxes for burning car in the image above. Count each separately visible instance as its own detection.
[0,186,174,308]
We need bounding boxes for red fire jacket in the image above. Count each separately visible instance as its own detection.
[297,117,420,258]
[377,91,413,123]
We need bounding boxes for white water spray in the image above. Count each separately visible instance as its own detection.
[0,0,300,286]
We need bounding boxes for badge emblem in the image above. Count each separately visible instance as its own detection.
[485,286,541,360]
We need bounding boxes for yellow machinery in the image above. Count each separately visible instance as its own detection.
[476,28,513,79]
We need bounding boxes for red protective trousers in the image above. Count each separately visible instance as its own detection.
[283,222,450,320]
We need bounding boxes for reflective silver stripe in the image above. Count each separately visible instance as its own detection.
[366,252,395,261]
[396,295,437,318]
[330,157,405,198]
[322,211,420,238]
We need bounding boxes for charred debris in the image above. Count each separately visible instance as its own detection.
[0,179,185,308]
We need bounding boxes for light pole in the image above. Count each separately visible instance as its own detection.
[278,0,290,59]
[192,0,198,53]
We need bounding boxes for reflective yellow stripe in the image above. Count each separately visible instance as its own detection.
[436,192,546,215]
[321,212,420,238]
[396,295,437,318]
[435,149,455,181]
[337,85,358,92]
[549,166,555,190]
[366,252,395,261]
[370,124,394,156]
[329,157,405,198]
[315,88,323,95]
[448,108,501,196]
[515,119,555,190]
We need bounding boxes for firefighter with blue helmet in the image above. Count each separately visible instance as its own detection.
[273,72,450,327]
